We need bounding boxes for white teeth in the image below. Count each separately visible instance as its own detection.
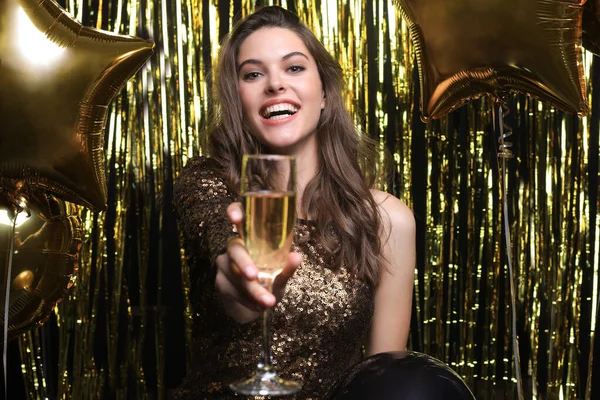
[269,114,290,121]
[262,102,298,118]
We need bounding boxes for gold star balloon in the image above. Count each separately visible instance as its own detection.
[0,0,154,211]
[395,0,588,121]
[582,0,600,55]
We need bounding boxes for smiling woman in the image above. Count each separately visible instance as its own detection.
[171,5,416,399]
[236,29,325,156]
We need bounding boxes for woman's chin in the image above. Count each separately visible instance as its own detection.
[255,131,318,155]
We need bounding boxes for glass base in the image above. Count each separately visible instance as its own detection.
[229,370,302,396]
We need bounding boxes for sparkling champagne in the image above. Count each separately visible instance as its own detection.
[242,190,296,277]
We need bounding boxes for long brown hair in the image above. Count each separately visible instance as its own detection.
[207,6,386,286]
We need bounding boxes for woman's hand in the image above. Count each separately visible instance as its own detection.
[214,202,302,324]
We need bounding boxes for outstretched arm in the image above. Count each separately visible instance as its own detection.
[366,191,416,356]
[173,157,301,325]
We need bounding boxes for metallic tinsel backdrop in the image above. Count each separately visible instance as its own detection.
[11,0,599,399]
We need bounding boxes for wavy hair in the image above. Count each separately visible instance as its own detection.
[207,6,387,286]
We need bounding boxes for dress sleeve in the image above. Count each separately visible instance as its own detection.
[173,156,239,267]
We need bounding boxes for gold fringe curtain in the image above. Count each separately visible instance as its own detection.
[13,1,599,399]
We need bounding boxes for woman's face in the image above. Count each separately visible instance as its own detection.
[237,27,325,154]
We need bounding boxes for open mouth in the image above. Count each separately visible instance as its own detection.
[261,102,299,121]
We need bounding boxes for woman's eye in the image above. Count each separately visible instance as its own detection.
[243,72,261,80]
[288,65,305,73]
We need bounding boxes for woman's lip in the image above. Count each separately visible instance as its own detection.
[260,111,299,126]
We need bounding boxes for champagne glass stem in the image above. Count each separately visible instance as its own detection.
[257,277,274,373]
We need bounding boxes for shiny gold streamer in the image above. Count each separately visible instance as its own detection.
[13,1,599,399]
[18,331,48,399]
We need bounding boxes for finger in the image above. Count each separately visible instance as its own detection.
[222,268,274,309]
[246,280,276,308]
[227,202,244,224]
[279,252,302,281]
[230,261,244,277]
[219,258,250,287]
[273,252,302,291]
[288,252,302,267]
[226,237,257,280]
[215,252,242,281]
[215,253,274,310]
[215,272,263,312]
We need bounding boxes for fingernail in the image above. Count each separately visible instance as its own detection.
[244,266,256,278]
[260,294,273,306]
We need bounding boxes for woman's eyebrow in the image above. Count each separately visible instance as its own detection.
[237,59,262,73]
[282,51,309,61]
[237,51,309,73]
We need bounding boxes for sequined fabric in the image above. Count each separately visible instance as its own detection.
[171,156,374,399]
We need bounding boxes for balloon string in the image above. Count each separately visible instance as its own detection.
[493,102,524,400]
[3,213,17,400]
[586,287,600,399]
[496,103,514,159]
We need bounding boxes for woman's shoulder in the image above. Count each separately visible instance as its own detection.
[180,155,218,175]
[174,155,234,203]
[370,189,414,229]
[370,190,415,279]
[175,156,222,188]
[370,189,415,249]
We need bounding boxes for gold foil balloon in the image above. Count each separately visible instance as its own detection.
[0,184,82,340]
[395,0,588,121]
[582,0,600,55]
[0,0,154,211]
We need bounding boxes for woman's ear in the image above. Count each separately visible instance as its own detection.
[321,91,326,109]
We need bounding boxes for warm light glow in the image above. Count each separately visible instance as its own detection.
[0,209,30,227]
[17,7,65,65]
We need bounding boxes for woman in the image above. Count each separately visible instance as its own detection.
[172,6,415,399]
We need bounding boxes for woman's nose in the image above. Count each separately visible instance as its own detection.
[265,74,286,94]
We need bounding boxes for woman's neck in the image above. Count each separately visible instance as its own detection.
[264,135,319,219]
[286,143,319,220]
[295,151,317,199]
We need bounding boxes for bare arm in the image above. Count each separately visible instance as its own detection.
[366,191,416,356]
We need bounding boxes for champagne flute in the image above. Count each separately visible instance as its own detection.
[229,154,302,396]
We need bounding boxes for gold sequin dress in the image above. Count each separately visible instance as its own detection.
[171,156,374,399]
